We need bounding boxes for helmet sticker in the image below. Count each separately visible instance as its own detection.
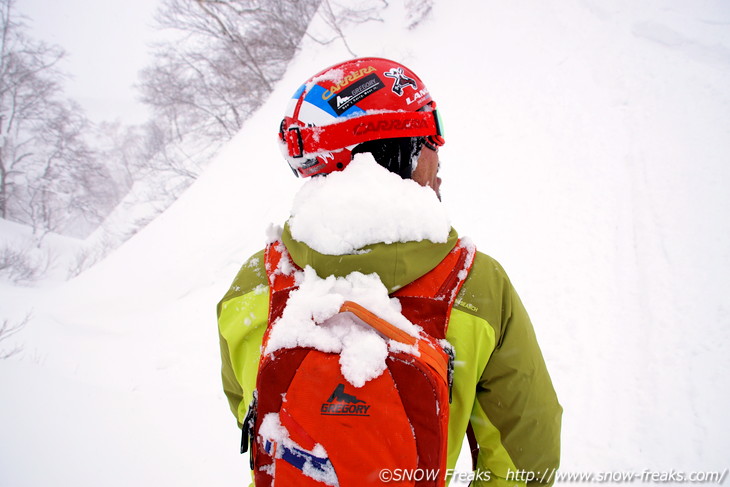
[384,67,418,96]
[304,84,364,118]
[327,73,385,115]
[406,88,430,105]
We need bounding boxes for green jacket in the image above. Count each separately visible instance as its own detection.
[218,224,561,486]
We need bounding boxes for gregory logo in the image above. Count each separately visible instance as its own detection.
[336,94,353,110]
[320,384,371,416]
[327,73,384,115]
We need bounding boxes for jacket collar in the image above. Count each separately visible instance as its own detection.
[282,222,459,293]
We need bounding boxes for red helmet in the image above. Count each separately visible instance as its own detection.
[278,57,445,178]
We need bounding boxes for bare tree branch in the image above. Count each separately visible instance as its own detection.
[0,313,29,359]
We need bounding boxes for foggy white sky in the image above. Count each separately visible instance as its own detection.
[17,0,162,125]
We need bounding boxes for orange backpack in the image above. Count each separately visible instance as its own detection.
[242,239,474,486]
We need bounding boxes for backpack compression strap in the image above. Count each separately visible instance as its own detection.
[264,238,476,338]
[391,239,476,339]
[264,241,300,332]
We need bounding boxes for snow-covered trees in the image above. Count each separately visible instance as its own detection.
[0,0,122,239]
[0,0,393,282]
[140,0,321,142]
[133,0,390,195]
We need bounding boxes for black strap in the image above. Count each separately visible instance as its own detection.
[467,421,480,470]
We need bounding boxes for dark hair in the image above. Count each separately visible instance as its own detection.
[351,137,424,179]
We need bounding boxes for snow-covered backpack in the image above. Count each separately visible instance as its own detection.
[241,239,475,486]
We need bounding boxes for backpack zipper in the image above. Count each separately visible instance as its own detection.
[241,392,258,469]
[444,344,455,403]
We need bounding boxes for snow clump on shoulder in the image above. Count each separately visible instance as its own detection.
[288,153,450,255]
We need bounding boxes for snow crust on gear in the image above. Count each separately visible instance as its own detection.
[288,153,450,255]
[263,265,420,387]
[259,412,288,444]
[258,412,339,486]
[265,223,284,244]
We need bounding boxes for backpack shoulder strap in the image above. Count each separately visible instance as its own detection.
[264,240,302,325]
[391,238,476,339]
[264,238,476,339]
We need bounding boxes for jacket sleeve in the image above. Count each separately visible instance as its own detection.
[468,255,562,486]
[217,250,270,426]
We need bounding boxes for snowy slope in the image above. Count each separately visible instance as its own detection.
[2,1,730,485]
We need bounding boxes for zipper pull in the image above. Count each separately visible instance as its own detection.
[444,344,455,403]
[241,392,258,468]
